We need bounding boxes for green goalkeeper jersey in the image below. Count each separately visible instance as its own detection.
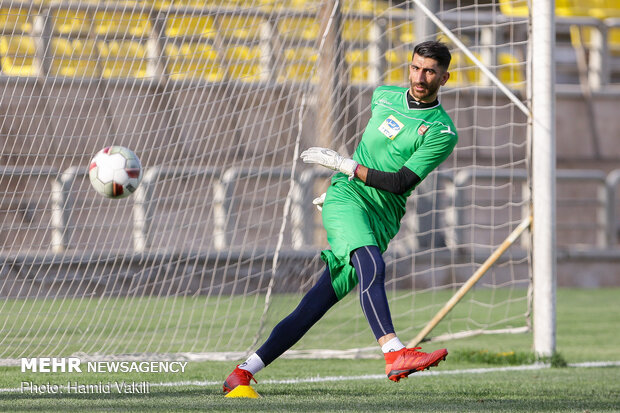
[321,85,458,299]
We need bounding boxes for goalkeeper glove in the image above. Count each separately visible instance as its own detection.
[312,192,326,212]
[300,147,358,180]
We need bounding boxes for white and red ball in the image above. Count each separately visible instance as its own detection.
[89,146,142,199]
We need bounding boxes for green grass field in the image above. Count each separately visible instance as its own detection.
[1,288,619,412]
[0,287,529,357]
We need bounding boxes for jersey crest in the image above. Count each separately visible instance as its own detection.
[378,115,404,140]
[417,124,429,136]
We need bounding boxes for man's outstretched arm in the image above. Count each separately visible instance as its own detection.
[356,165,421,196]
[300,147,421,195]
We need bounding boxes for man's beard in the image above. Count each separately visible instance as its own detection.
[411,82,439,101]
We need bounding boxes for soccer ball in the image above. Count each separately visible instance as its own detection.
[89,146,143,199]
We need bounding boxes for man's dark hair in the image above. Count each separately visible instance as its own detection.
[413,41,451,70]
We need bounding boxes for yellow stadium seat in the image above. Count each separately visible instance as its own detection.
[277,17,320,40]
[349,65,368,84]
[346,48,369,63]
[466,53,482,84]
[255,0,286,11]
[571,21,620,57]
[52,9,90,36]
[165,42,225,81]
[609,28,620,55]
[94,11,152,37]
[225,45,263,82]
[225,44,261,61]
[343,18,373,42]
[446,62,466,86]
[139,0,173,9]
[497,52,524,87]
[50,38,99,77]
[0,7,34,34]
[501,0,577,16]
[345,48,369,84]
[582,0,620,54]
[280,63,316,82]
[500,0,620,18]
[283,47,318,62]
[172,0,213,7]
[279,47,318,82]
[385,48,408,85]
[498,0,530,17]
[97,40,149,78]
[434,34,480,86]
[555,0,581,16]
[593,0,620,18]
[273,0,322,11]
[213,0,252,7]
[446,51,482,86]
[165,14,216,38]
[343,0,389,14]
[0,35,38,76]
[217,15,266,40]
[570,1,620,56]
[385,49,408,63]
[343,0,373,13]
[385,67,406,85]
[389,21,415,44]
[554,0,620,18]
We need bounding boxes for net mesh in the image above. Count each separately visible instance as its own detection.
[0,0,531,359]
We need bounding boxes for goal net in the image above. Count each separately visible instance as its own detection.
[0,0,531,360]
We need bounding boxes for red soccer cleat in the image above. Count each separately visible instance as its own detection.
[384,347,448,382]
[223,366,257,393]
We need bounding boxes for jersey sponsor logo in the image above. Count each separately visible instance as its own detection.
[377,98,392,106]
[418,124,429,135]
[378,115,404,140]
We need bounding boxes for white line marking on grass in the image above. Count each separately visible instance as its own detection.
[261,364,550,384]
[1,361,618,393]
[569,361,620,368]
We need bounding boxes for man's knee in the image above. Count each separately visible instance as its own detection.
[352,245,385,284]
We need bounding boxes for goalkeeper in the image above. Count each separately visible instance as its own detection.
[224,41,458,392]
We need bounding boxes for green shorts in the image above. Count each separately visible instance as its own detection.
[320,179,396,300]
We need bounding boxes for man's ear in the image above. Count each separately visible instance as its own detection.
[440,71,450,86]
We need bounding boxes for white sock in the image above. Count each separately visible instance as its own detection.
[237,353,265,375]
[381,337,405,353]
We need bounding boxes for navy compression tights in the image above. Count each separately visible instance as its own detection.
[256,245,394,366]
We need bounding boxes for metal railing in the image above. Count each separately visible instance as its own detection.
[3,165,620,255]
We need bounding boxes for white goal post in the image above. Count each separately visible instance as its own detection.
[531,0,557,358]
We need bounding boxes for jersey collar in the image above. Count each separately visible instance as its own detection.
[406,90,439,110]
